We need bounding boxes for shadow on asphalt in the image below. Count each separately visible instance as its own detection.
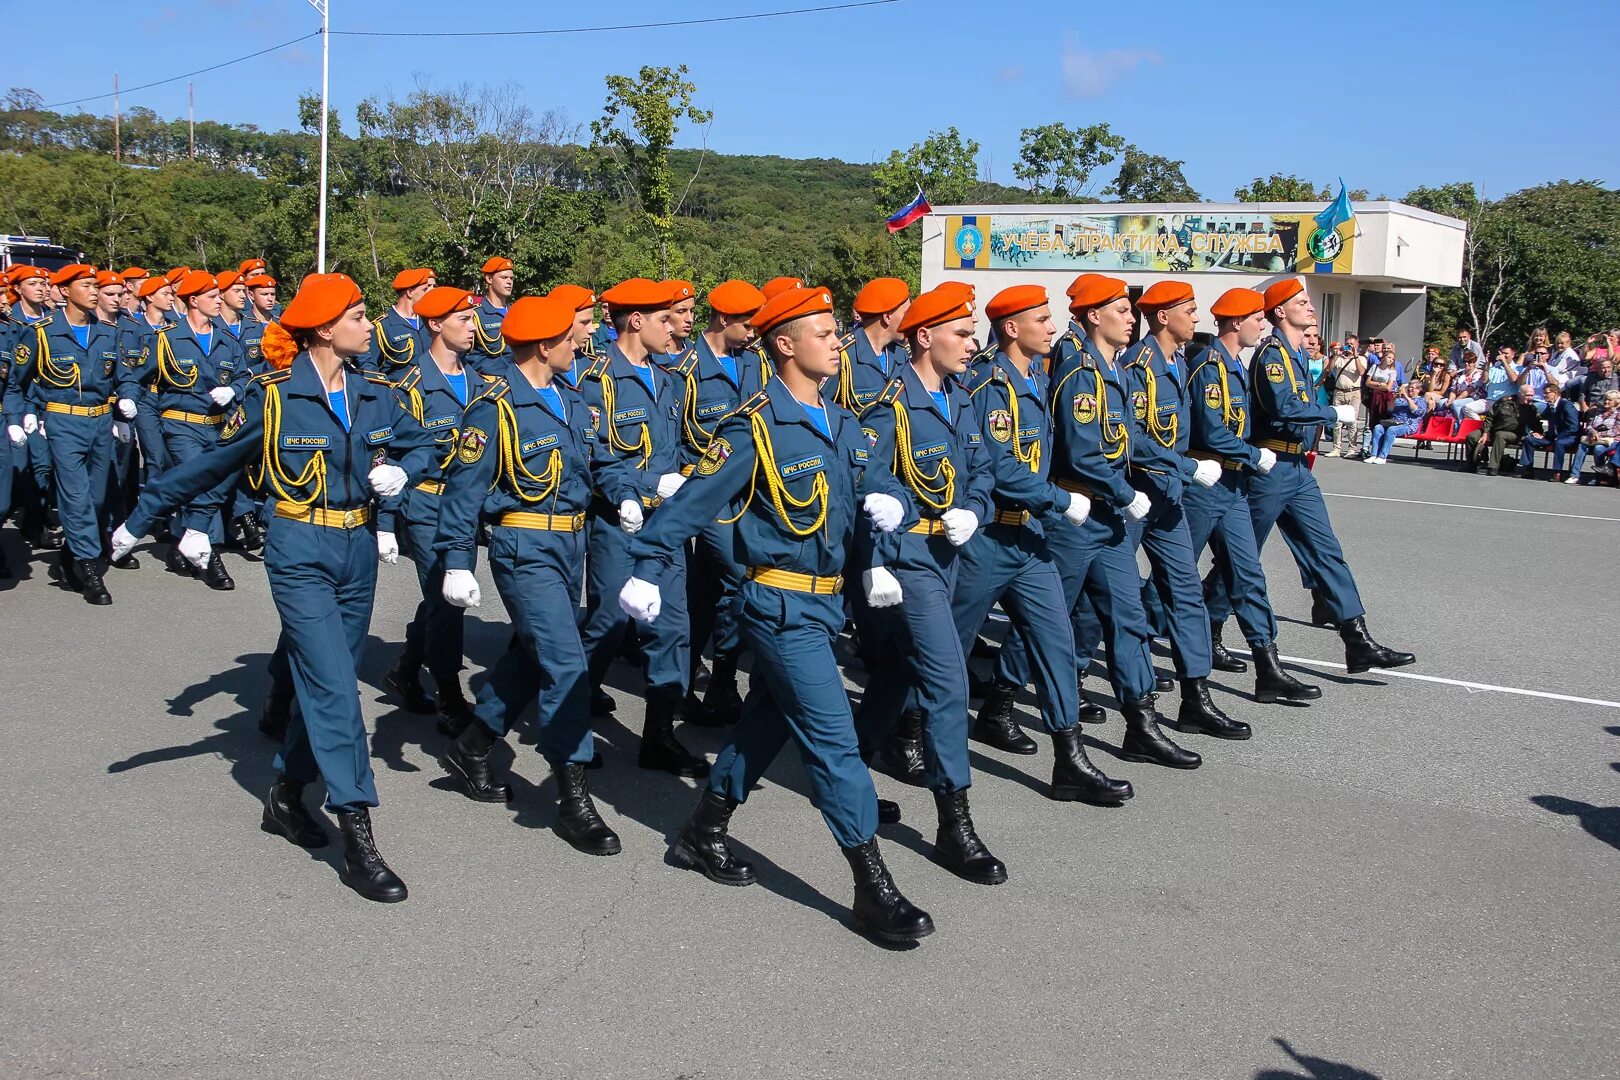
[1255,1036,1383,1079]
[1530,795,1620,853]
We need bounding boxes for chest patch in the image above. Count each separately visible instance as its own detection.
[780,454,825,479]
[521,434,559,454]
[613,407,647,424]
[458,426,487,464]
[912,441,946,460]
[697,401,730,418]
[987,410,1013,442]
[1204,384,1224,408]
[1072,393,1098,425]
[424,414,457,429]
[281,434,330,450]
[1131,391,1149,420]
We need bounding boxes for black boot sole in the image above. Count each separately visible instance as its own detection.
[1174,718,1252,741]
[932,850,1008,886]
[339,874,408,903]
[1255,688,1320,706]
[437,753,513,802]
[554,823,622,856]
[671,838,756,886]
[1050,783,1133,805]
[969,723,1039,755]
[1210,659,1249,673]
[260,811,329,849]
[1345,653,1418,675]
[1117,747,1202,769]
[638,749,711,778]
[1078,706,1107,723]
[851,914,935,944]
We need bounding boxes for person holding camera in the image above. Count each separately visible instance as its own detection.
[1320,339,1367,457]
[1366,381,1429,464]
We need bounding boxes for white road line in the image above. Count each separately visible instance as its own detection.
[1323,491,1620,523]
[1234,650,1620,709]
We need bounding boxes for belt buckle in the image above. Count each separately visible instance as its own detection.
[342,509,359,530]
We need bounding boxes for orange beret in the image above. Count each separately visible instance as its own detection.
[120,266,149,282]
[245,274,277,290]
[391,267,435,291]
[752,285,835,336]
[985,284,1049,322]
[936,280,975,303]
[238,258,268,276]
[164,267,191,285]
[707,279,766,317]
[664,279,696,303]
[50,263,98,286]
[546,284,597,312]
[413,286,476,321]
[761,276,803,300]
[1068,275,1128,312]
[1263,278,1305,314]
[898,287,973,335]
[95,270,123,288]
[279,273,364,331]
[7,265,44,283]
[601,277,674,310]
[502,295,575,345]
[853,277,910,316]
[1210,287,1265,320]
[481,256,514,275]
[1137,281,1194,311]
[137,276,172,299]
[175,270,219,299]
[215,270,243,291]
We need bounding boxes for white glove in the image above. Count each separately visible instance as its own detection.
[177,528,212,570]
[941,507,979,547]
[1256,448,1277,475]
[1193,459,1222,487]
[110,524,139,562]
[209,386,235,407]
[1333,403,1357,425]
[618,576,661,622]
[377,531,399,564]
[441,568,481,608]
[618,499,644,534]
[863,492,904,533]
[367,463,408,498]
[5,426,23,448]
[112,421,132,444]
[1123,490,1153,521]
[36,421,45,439]
[22,414,38,435]
[656,472,686,499]
[116,398,138,420]
[1063,490,1092,525]
[863,567,903,608]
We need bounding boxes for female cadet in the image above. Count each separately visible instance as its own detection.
[432,296,620,857]
[112,274,434,904]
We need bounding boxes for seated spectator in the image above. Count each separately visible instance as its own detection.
[1446,363,1485,422]
[1518,384,1581,479]
[1518,344,1554,410]
[1567,389,1620,485]
[1548,331,1585,389]
[1419,348,1452,412]
[1574,351,1617,413]
[1320,340,1368,457]
[1360,349,1400,455]
[1450,327,1486,372]
[1366,381,1429,463]
[1465,384,1541,475]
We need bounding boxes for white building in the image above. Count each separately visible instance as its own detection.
[920,201,1466,360]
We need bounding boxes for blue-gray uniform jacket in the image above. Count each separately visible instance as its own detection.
[833,328,909,416]
[1248,333,1337,450]
[392,356,498,514]
[362,307,430,374]
[1043,327,1135,510]
[578,345,687,515]
[1121,334,1196,504]
[961,347,1070,524]
[468,298,512,371]
[862,366,994,576]
[1185,340,1262,469]
[216,315,268,374]
[665,334,771,475]
[3,315,121,424]
[122,318,249,418]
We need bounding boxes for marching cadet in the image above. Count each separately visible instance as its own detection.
[618,285,934,945]
[671,279,768,728]
[118,275,179,485]
[215,269,269,550]
[431,297,622,855]
[112,273,435,903]
[468,256,516,372]
[362,267,436,373]
[381,285,492,733]
[1238,278,1416,674]
[94,272,141,529]
[854,286,1007,884]
[118,268,148,317]
[546,284,601,390]
[832,277,911,414]
[244,274,279,325]
[162,268,190,320]
[5,266,62,551]
[664,279,697,352]
[120,270,247,589]
[1184,287,1320,704]
[4,264,121,604]
[577,278,707,777]
[947,284,1133,805]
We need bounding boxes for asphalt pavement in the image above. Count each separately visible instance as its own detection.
[1,453,1616,1079]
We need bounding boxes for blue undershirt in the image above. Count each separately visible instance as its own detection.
[928,389,950,417]
[633,364,657,397]
[195,330,212,355]
[716,351,738,384]
[444,369,469,407]
[804,401,831,439]
[328,386,350,430]
[537,384,565,419]
[67,322,89,349]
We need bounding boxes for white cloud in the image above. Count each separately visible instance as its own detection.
[1060,36,1162,98]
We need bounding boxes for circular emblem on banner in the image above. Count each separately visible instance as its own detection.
[458,426,487,464]
[1307,227,1343,263]
[1072,393,1098,425]
[954,225,984,262]
[987,409,1013,442]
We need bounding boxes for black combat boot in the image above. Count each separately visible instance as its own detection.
[334,808,407,903]
[238,511,266,551]
[842,837,934,944]
[384,657,436,715]
[1176,678,1251,740]
[260,775,328,848]
[1210,621,1248,672]
[433,672,477,738]
[876,709,926,786]
[1340,617,1417,674]
[971,684,1039,755]
[590,688,617,716]
[673,790,756,885]
[1309,591,1340,629]
[1076,676,1106,722]
[1253,642,1321,705]
[51,547,81,591]
[552,761,621,855]
[0,546,11,580]
[164,544,195,578]
[259,678,294,741]
[877,799,901,824]
[77,558,112,606]
[1050,726,1133,805]
[695,653,744,727]
[108,551,140,570]
[932,788,1006,885]
[639,689,710,777]
[1154,672,1175,692]
[1119,698,1202,769]
[439,720,512,802]
[201,551,234,591]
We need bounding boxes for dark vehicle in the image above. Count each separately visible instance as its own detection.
[0,235,86,274]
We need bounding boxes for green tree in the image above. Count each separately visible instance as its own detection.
[1105,145,1199,202]
[1233,173,1321,202]
[873,126,981,213]
[1012,122,1124,200]
[1489,180,1620,346]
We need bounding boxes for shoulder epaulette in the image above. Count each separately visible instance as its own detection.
[478,370,501,384]
[362,370,397,386]
[838,332,855,353]
[875,377,904,407]
[735,390,769,417]
[476,377,510,402]
[970,344,998,367]
[662,347,700,378]
[394,365,422,393]
[582,354,611,381]
[252,368,294,385]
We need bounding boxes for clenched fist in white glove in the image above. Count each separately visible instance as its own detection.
[1123,490,1153,522]
[941,507,979,547]
[209,386,235,407]
[367,463,408,498]
[863,492,904,533]
[618,499,643,534]
[863,567,903,608]
[6,426,24,448]
[656,472,686,500]
[110,524,139,562]
[116,398,138,420]
[618,575,661,622]
[442,568,482,608]
[1255,448,1277,475]
[177,528,213,570]
[1062,490,1092,525]
[21,414,38,435]
[1333,403,1357,425]
[377,531,399,564]
[1193,459,1222,487]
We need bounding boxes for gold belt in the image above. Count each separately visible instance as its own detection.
[1055,477,1095,497]
[1258,438,1305,454]
[679,463,695,477]
[414,479,445,495]
[46,401,113,418]
[161,408,223,425]
[992,509,1031,527]
[641,494,664,509]
[496,510,587,532]
[745,566,844,595]
[1189,451,1244,472]
[272,504,373,529]
[907,518,947,536]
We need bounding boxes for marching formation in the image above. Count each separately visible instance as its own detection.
[1,258,1417,944]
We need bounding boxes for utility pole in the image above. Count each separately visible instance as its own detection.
[188,83,195,160]
[113,73,120,162]
[305,0,331,272]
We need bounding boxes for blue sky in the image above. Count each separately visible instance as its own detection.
[9,0,1616,204]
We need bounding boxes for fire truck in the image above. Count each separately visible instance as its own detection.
[0,235,86,274]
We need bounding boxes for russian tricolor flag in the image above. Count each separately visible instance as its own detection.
[885,187,931,233]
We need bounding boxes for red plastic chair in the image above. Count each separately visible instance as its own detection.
[1402,414,1455,459]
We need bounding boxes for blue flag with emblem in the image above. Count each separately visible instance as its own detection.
[1308,179,1356,271]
